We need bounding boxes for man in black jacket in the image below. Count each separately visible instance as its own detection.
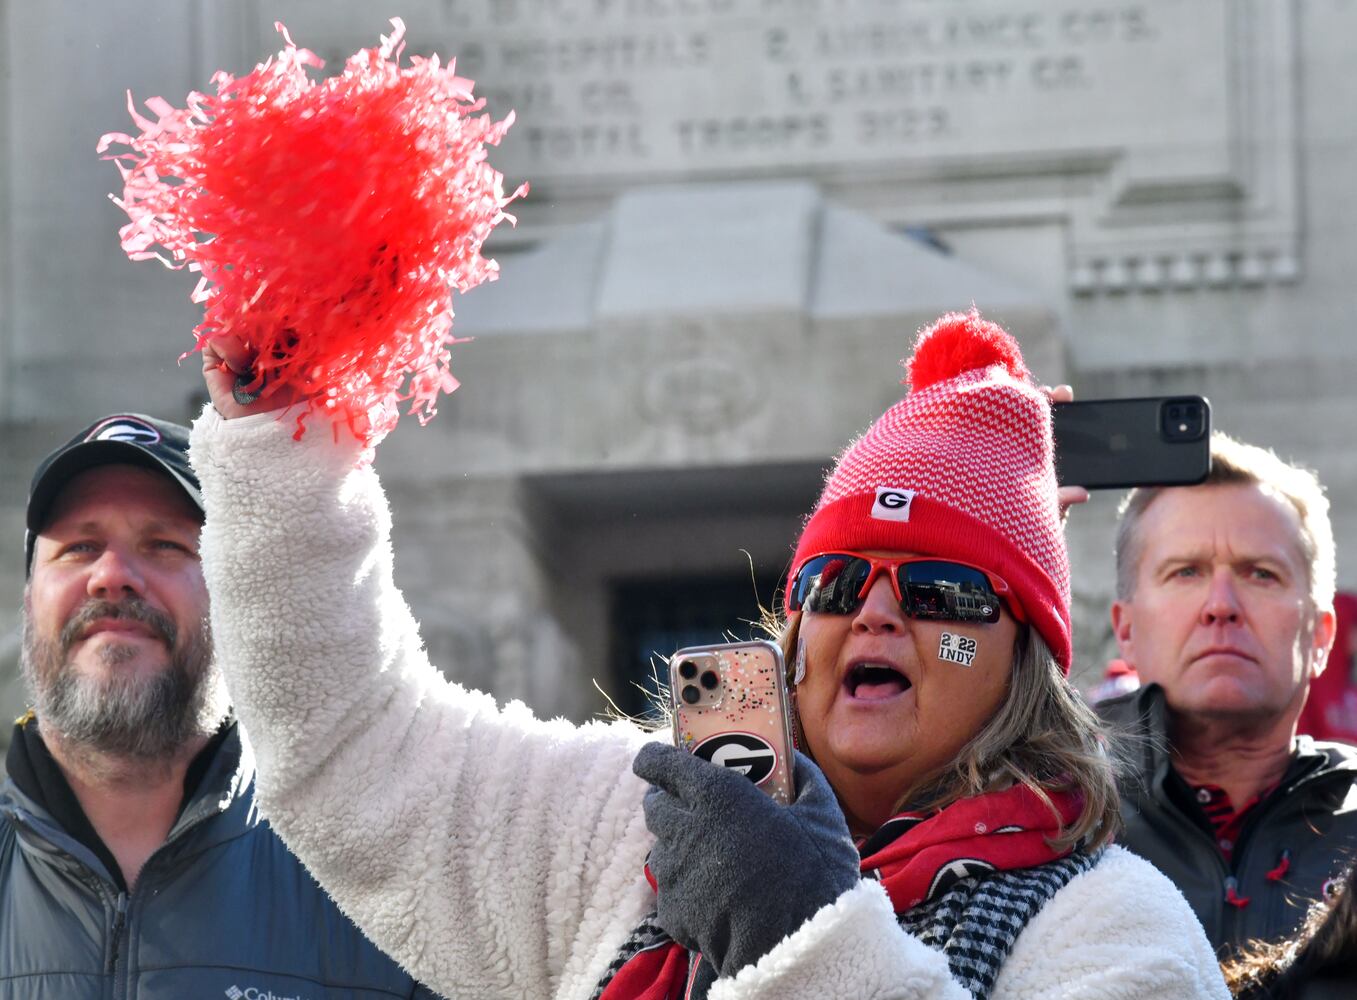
[1101,431,1357,956]
[1,413,433,999]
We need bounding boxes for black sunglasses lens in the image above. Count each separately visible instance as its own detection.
[898,561,1002,624]
[791,555,873,614]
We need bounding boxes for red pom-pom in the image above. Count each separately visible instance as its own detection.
[905,308,1030,391]
[98,19,526,443]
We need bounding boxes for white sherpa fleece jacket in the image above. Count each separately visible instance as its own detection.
[190,406,1229,1000]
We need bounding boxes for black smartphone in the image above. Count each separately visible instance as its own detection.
[1052,396,1211,489]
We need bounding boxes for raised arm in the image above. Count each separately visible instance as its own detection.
[192,352,658,999]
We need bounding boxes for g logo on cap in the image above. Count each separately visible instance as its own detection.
[84,416,162,446]
[871,486,916,522]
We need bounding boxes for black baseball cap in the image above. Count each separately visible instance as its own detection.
[25,414,203,573]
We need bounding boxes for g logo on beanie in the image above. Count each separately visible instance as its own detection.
[871,487,916,522]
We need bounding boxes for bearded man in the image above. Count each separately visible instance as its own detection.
[0,413,433,999]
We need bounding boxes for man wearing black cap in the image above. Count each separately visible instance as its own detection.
[1,413,433,998]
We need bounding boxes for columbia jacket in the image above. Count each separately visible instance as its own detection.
[0,719,432,1000]
[1100,684,1357,954]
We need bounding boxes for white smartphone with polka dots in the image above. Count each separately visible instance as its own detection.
[669,640,796,806]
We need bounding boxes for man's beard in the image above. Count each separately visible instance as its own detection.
[21,596,228,760]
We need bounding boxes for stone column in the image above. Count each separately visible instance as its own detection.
[383,471,590,719]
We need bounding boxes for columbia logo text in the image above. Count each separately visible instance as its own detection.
[225,987,310,1000]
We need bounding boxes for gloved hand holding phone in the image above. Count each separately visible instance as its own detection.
[633,742,861,980]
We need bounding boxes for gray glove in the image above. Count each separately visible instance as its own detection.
[633,742,861,979]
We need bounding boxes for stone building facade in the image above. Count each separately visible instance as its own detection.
[2,0,1355,744]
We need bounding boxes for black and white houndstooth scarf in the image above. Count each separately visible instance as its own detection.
[894,848,1102,997]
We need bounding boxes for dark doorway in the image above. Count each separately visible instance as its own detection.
[608,572,782,720]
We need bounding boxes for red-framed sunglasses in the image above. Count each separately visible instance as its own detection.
[787,552,1025,625]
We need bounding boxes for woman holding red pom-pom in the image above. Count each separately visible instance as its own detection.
[190,309,1229,999]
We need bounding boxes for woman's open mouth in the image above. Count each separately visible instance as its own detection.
[845,662,913,701]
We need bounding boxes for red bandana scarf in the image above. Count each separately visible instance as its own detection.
[599,784,1082,1000]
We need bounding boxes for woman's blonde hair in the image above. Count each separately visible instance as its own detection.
[775,614,1121,853]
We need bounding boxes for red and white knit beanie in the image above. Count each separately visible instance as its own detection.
[787,309,1072,671]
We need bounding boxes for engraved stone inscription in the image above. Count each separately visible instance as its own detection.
[273,0,1230,183]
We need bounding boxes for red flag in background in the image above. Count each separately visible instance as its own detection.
[1299,592,1357,745]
